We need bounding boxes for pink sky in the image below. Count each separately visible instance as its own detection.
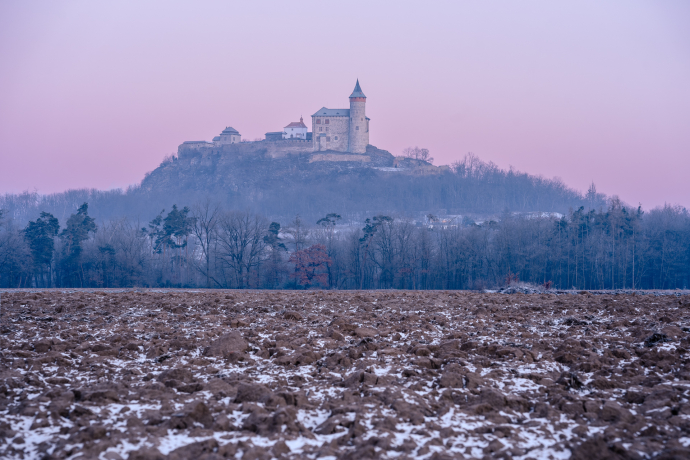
[1,1,689,209]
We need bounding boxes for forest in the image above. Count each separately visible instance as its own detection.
[1,197,688,290]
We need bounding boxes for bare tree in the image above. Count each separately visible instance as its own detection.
[316,213,341,287]
[402,146,434,164]
[286,215,310,252]
[216,211,268,288]
[191,200,221,288]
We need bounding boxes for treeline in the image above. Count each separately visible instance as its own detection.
[0,154,604,225]
[1,199,688,290]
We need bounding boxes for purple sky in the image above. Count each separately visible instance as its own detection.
[1,1,689,209]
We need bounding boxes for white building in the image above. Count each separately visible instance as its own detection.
[283,117,308,139]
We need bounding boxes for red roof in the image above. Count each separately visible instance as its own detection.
[284,117,307,129]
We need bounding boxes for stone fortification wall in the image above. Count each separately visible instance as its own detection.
[309,153,371,163]
[178,141,213,153]
[178,139,312,159]
[265,132,283,142]
[312,116,349,152]
[261,139,312,157]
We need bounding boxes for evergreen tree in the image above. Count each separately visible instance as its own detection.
[24,212,60,287]
[144,205,193,285]
[146,205,192,254]
[59,203,96,287]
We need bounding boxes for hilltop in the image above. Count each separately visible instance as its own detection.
[0,143,600,225]
[134,142,592,222]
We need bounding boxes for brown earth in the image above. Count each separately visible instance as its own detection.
[1,290,690,459]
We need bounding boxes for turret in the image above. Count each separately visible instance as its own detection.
[348,80,368,153]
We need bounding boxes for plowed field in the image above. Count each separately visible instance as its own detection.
[1,290,690,459]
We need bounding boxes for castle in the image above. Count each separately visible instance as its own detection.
[312,79,369,154]
[178,80,370,157]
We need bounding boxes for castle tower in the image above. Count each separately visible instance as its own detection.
[348,79,369,153]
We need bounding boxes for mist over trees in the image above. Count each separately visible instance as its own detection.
[0,154,605,226]
[0,199,688,290]
[0,152,685,290]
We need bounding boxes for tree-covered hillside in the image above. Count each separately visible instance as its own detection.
[2,148,688,290]
[1,149,601,225]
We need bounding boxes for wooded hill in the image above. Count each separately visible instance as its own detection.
[1,148,689,290]
[1,148,602,225]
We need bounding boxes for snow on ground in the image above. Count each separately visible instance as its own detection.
[0,289,689,458]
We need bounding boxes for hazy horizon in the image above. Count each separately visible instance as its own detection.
[1,1,689,209]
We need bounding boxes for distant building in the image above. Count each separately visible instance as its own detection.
[213,126,241,146]
[312,80,369,154]
[283,117,308,139]
[179,80,372,156]
[265,132,284,141]
[181,140,213,150]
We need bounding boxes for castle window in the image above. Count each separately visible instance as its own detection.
[325,119,329,124]
[326,127,329,132]
[316,119,321,124]
[335,136,338,140]
[326,137,331,142]
[319,127,322,132]
[356,126,359,130]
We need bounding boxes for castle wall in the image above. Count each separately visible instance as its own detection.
[262,139,312,157]
[265,132,283,142]
[178,139,312,159]
[312,116,349,152]
[309,153,371,163]
[177,142,212,155]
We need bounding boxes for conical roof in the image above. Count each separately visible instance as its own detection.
[349,79,366,98]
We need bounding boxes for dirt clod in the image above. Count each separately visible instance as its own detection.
[0,289,688,459]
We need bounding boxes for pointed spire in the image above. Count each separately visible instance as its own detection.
[349,79,366,98]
